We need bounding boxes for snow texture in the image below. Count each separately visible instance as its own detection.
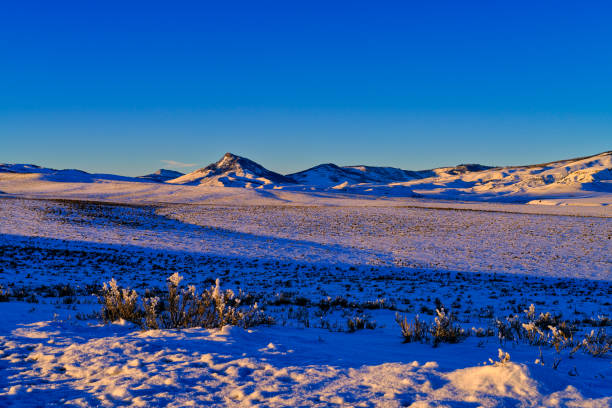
[2,321,610,407]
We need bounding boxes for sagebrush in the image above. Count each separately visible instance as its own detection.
[99,273,273,330]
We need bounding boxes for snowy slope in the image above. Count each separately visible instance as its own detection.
[284,152,612,204]
[415,163,494,179]
[169,153,295,187]
[0,163,56,174]
[0,163,150,183]
[287,163,421,186]
[346,164,425,182]
[395,151,612,203]
[287,163,496,187]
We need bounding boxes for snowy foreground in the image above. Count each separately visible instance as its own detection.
[2,319,610,407]
[0,196,610,407]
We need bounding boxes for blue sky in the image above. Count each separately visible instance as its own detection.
[1,1,610,175]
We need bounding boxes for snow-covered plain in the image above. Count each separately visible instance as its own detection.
[0,192,611,406]
[2,320,610,407]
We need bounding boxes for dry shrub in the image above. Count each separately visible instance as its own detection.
[395,313,428,343]
[430,308,467,346]
[99,273,272,330]
[347,315,377,332]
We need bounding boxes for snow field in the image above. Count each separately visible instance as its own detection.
[0,197,610,406]
[1,321,610,407]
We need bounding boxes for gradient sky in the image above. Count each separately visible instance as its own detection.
[1,1,611,176]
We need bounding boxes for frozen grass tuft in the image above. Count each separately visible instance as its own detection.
[99,274,273,330]
[395,313,428,343]
[495,304,610,358]
[395,307,468,346]
[346,315,377,332]
[100,279,140,326]
[489,349,511,366]
[395,303,610,357]
[431,307,467,346]
[572,329,611,357]
[0,286,11,302]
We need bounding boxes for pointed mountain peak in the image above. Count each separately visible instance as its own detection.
[169,153,295,186]
[215,152,247,168]
[218,152,237,163]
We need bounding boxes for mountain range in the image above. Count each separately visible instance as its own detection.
[1,151,611,204]
[162,153,498,188]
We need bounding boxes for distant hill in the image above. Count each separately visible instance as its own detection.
[0,163,149,183]
[139,169,185,183]
[287,163,421,187]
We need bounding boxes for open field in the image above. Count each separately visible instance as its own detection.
[0,196,610,407]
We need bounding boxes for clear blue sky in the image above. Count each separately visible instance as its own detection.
[1,1,610,175]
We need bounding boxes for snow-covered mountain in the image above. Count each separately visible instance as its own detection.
[0,164,56,174]
[1,151,610,205]
[383,151,612,202]
[287,163,421,187]
[139,169,185,183]
[286,162,499,187]
[345,165,424,182]
[0,163,149,183]
[282,151,611,202]
[169,153,295,187]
